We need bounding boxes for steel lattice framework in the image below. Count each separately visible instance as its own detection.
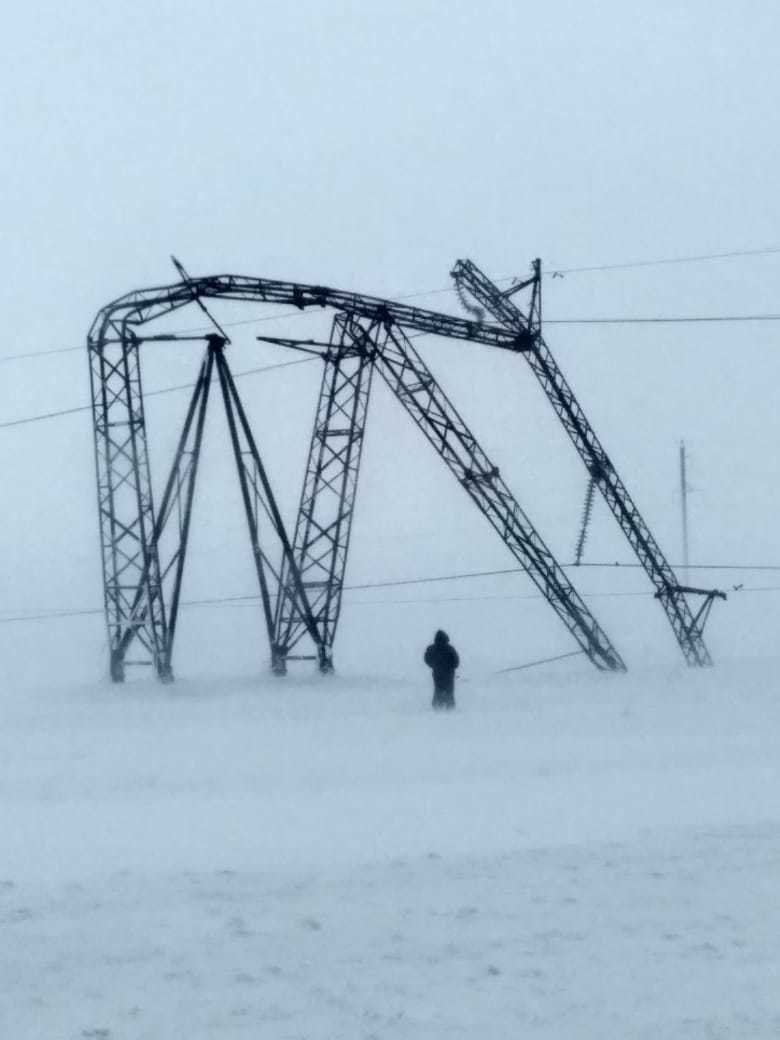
[374,321,624,670]
[451,258,716,666]
[273,314,377,672]
[88,261,713,682]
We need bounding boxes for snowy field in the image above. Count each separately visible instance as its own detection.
[2,660,780,1038]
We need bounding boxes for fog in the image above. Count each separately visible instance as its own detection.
[2,0,780,687]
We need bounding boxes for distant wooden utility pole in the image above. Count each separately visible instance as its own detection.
[679,440,690,580]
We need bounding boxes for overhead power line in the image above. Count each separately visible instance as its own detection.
[4,303,780,430]
[569,560,780,572]
[546,313,780,326]
[0,606,103,624]
[341,584,779,608]
[0,402,90,429]
[0,309,327,366]
[0,356,317,430]
[4,242,780,366]
[397,245,780,298]
[5,308,779,369]
[4,560,780,624]
[3,569,780,628]
[0,344,85,364]
[550,244,780,277]
[494,650,585,674]
[344,560,780,590]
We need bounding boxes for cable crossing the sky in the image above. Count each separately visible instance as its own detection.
[4,240,780,367]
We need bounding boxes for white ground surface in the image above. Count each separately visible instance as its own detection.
[2,661,780,1038]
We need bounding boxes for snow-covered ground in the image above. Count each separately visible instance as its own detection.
[2,661,780,1038]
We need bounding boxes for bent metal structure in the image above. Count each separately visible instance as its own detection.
[88,260,715,683]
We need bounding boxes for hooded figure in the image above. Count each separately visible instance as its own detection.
[424,629,460,710]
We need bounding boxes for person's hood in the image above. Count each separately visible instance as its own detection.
[434,629,449,645]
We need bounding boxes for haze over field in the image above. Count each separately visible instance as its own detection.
[3,1,780,685]
[2,2,780,1037]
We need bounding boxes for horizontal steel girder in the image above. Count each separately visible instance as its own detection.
[87,275,533,354]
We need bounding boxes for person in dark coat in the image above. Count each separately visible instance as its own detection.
[424,629,460,709]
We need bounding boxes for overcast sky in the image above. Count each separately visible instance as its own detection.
[2,1,780,685]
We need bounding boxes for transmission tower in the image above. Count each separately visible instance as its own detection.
[88,260,704,683]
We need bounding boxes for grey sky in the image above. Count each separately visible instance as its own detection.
[2,1,780,684]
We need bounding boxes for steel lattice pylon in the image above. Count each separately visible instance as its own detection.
[89,261,713,683]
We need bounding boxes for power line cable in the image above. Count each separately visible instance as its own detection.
[343,566,523,591]
[5,242,780,366]
[2,577,779,628]
[550,244,780,277]
[342,589,658,607]
[0,309,325,366]
[4,559,780,621]
[546,313,780,326]
[5,308,779,370]
[1,327,444,430]
[0,606,103,624]
[389,245,780,298]
[494,650,585,674]
[344,560,780,591]
[569,561,780,572]
[0,356,317,430]
[0,345,85,364]
[0,402,90,429]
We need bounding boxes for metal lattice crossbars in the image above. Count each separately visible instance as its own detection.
[273,314,376,670]
[89,326,168,679]
[451,258,714,666]
[88,262,716,683]
[372,322,626,672]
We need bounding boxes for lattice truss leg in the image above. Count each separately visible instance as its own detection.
[274,313,377,672]
[89,331,324,682]
[212,346,323,675]
[278,314,626,673]
[370,320,626,672]
[452,259,713,666]
[131,347,215,681]
[89,326,168,681]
